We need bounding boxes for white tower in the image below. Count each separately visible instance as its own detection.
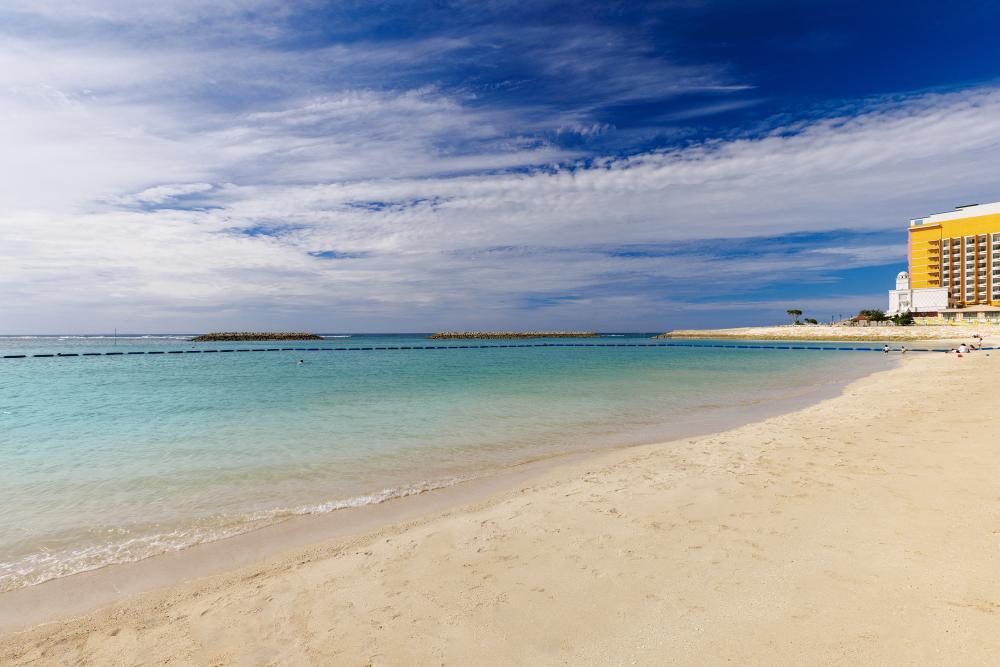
[888,271,913,315]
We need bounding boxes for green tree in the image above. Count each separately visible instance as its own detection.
[803,317,818,324]
[859,309,888,322]
[786,309,803,324]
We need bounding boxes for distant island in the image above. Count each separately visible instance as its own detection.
[428,331,599,340]
[191,332,324,342]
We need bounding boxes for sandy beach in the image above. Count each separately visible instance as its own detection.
[3,349,999,665]
[660,324,1000,341]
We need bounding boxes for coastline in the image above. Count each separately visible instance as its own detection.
[659,324,1000,342]
[0,351,885,631]
[4,350,999,663]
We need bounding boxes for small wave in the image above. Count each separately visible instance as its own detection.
[286,478,459,515]
[0,476,463,593]
[322,335,351,338]
[0,335,192,341]
[52,335,194,340]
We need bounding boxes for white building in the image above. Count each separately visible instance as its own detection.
[887,271,948,315]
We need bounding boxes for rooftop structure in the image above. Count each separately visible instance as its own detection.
[909,201,1000,228]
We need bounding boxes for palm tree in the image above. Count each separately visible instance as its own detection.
[786,309,802,324]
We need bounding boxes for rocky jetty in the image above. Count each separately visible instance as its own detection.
[191,332,324,342]
[428,331,599,340]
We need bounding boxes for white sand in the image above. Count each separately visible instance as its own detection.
[661,323,1000,342]
[2,351,999,665]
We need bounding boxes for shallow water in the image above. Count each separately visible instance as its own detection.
[0,333,892,590]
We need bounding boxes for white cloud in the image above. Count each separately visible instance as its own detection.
[112,183,215,206]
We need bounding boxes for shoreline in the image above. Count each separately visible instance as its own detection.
[5,350,999,663]
[0,449,598,635]
[0,352,887,632]
[659,324,1000,342]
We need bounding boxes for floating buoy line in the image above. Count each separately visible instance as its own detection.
[1,341,979,360]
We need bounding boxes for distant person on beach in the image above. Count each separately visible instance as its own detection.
[882,344,890,354]
[958,344,969,354]
[900,345,907,354]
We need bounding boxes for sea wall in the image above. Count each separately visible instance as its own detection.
[191,332,324,342]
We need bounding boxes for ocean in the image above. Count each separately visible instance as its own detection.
[0,333,892,591]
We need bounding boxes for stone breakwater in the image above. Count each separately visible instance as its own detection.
[428,331,599,340]
[191,332,324,342]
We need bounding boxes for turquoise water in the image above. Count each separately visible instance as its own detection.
[0,334,892,591]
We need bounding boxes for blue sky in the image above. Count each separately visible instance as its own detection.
[2,0,1000,333]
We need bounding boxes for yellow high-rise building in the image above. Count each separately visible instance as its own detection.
[906,202,1000,309]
